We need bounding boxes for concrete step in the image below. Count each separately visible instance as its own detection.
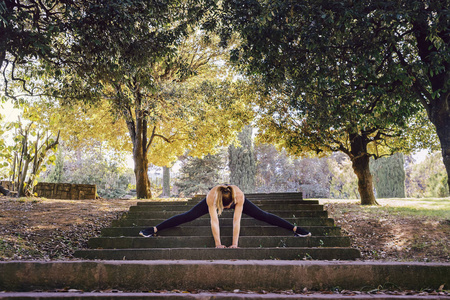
[74,247,361,260]
[78,193,359,261]
[124,210,329,219]
[190,192,305,200]
[87,236,352,249]
[111,217,336,227]
[1,292,448,299]
[100,226,342,237]
[136,199,319,206]
[1,261,447,293]
[129,204,324,212]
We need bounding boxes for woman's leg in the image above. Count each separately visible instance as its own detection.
[242,198,311,236]
[156,198,209,231]
[140,198,209,237]
[242,198,294,230]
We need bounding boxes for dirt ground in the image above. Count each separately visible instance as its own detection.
[324,201,450,262]
[0,195,449,262]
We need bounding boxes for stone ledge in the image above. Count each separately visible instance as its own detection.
[0,261,448,292]
[34,183,97,200]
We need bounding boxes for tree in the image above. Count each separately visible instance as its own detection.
[370,153,406,198]
[254,143,331,196]
[406,152,449,197]
[175,150,227,197]
[43,18,252,198]
[52,145,133,199]
[327,153,359,199]
[220,0,449,194]
[45,145,64,183]
[228,125,256,193]
[161,166,170,198]
[5,105,59,196]
[0,0,70,100]
[219,0,440,204]
[3,1,223,198]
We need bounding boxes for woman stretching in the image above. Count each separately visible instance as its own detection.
[139,184,311,248]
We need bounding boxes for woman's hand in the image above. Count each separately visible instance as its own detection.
[228,245,239,248]
[215,245,226,248]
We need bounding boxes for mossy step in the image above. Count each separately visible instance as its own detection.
[129,204,324,212]
[112,217,335,227]
[100,226,342,237]
[87,236,351,249]
[124,210,329,219]
[190,192,304,200]
[136,199,319,206]
[1,261,447,292]
[74,247,361,260]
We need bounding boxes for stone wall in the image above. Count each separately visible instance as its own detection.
[0,181,13,190]
[0,181,97,200]
[34,182,97,200]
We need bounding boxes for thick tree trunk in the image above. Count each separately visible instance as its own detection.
[351,154,378,205]
[429,93,450,191]
[134,150,152,199]
[132,101,152,199]
[349,134,379,205]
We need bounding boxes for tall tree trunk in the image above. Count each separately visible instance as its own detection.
[349,134,379,205]
[132,101,152,199]
[134,149,151,199]
[429,93,450,191]
[161,166,170,198]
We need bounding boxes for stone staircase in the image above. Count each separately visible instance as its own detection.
[74,193,360,260]
[1,193,449,299]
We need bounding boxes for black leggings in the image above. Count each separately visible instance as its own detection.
[155,198,295,232]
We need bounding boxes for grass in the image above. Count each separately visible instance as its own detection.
[316,197,450,220]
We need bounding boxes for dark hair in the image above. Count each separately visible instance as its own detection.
[221,186,233,207]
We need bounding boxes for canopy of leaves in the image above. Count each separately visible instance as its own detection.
[220,0,441,159]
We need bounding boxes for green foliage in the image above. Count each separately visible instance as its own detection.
[46,146,64,184]
[175,150,227,197]
[219,0,444,203]
[254,143,331,196]
[370,153,406,198]
[406,152,449,198]
[220,0,449,194]
[3,104,60,196]
[228,125,256,193]
[327,153,359,199]
[41,145,134,199]
[0,1,70,99]
[0,114,11,178]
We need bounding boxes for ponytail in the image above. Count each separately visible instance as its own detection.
[213,185,235,216]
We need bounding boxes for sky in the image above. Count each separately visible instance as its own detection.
[0,100,20,123]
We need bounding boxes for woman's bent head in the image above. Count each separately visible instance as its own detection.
[214,185,235,215]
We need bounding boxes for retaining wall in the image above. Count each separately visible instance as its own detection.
[34,182,97,199]
[0,181,97,200]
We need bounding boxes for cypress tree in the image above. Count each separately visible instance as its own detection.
[175,150,226,197]
[370,153,406,198]
[47,147,65,183]
[228,125,256,193]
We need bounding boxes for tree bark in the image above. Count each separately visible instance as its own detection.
[133,112,152,199]
[349,134,379,205]
[131,90,152,199]
[134,149,152,199]
[429,93,450,190]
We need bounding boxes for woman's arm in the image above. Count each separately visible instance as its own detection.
[208,205,224,248]
[229,185,245,248]
[206,186,225,248]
